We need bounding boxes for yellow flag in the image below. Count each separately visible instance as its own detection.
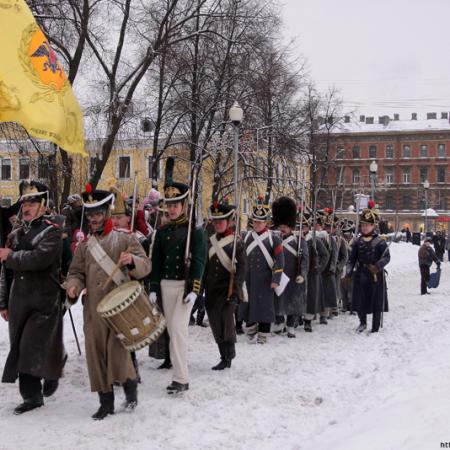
[0,0,86,156]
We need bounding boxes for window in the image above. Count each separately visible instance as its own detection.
[352,169,360,184]
[402,195,411,209]
[19,158,30,179]
[148,157,160,180]
[118,156,131,179]
[336,146,344,159]
[386,145,394,159]
[419,167,428,183]
[437,194,447,210]
[437,166,446,183]
[369,145,377,159]
[1,158,12,180]
[402,168,411,184]
[438,144,446,157]
[385,167,394,184]
[420,144,428,157]
[403,145,411,158]
[352,146,360,159]
[385,195,395,210]
[38,155,49,179]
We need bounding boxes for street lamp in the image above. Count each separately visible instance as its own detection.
[369,160,378,203]
[423,179,430,234]
[229,101,243,205]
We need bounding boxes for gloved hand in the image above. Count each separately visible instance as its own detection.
[149,292,157,304]
[183,292,197,305]
[64,298,72,310]
[367,264,379,276]
[295,275,305,284]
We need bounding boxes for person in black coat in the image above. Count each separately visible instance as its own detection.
[418,237,440,295]
[344,204,390,333]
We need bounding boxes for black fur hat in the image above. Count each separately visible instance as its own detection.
[272,196,297,228]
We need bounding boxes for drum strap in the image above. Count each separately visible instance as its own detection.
[87,236,128,286]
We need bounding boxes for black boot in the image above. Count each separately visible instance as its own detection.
[304,320,312,332]
[131,352,141,383]
[122,378,138,412]
[13,402,43,415]
[158,358,172,369]
[212,343,227,370]
[43,379,59,397]
[196,309,207,327]
[15,373,44,415]
[92,391,114,420]
[225,342,235,368]
[319,316,328,325]
[166,381,189,394]
[356,323,367,333]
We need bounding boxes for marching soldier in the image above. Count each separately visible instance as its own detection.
[301,213,329,332]
[272,197,308,338]
[331,217,348,317]
[344,203,390,333]
[204,200,247,369]
[340,219,355,313]
[149,158,207,394]
[66,185,151,419]
[238,196,284,344]
[0,181,65,415]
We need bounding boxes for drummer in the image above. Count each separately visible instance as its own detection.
[66,184,151,420]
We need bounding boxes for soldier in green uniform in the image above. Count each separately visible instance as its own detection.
[149,160,206,394]
[204,201,247,370]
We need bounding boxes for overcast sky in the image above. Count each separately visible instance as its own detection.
[281,0,450,119]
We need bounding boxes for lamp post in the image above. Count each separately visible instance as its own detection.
[229,101,243,205]
[369,160,378,203]
[423,179,430,234]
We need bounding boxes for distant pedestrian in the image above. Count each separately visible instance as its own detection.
[418,237,440,295]
[405,227,411,243]
[445,233,450,262]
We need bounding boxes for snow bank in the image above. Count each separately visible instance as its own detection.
[0,242,449,450]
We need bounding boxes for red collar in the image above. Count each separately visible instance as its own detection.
[89,218,114,236]
[256,227,268,235]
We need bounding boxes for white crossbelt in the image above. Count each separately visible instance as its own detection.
[87,235,128,286]
[209,234,234,273]
[282,235,298,258]
[246,231,274,268]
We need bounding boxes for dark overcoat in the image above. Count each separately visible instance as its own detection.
[305,234,330,315]
[346,234,390,315]
[204,232,247,344]
[275,234,309,316]
[318,231,338,309]
[238,229,284,324]
[1,218,64,383]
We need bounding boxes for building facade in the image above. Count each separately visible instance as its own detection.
[319,112,450,232]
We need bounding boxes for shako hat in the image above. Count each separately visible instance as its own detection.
[210,196,235,220]
[359,200,380,224]
[251,195,271,222]
[19,180,49,206]
[163,157,189,203]
[82,183,115,212]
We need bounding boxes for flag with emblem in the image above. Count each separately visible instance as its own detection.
[0,0,86,156]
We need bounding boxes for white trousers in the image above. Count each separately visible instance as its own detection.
[161,280,193,384]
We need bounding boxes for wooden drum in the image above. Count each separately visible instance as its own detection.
[97,281,166,351]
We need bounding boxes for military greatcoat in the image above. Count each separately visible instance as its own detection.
[66,226,151,392]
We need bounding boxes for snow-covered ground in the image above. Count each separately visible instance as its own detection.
[0,242,449,450]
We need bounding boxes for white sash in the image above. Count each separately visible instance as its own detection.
[87,235,128,286]
[246,231,274,268]
[282,235,298,258]
[209,234,234,273]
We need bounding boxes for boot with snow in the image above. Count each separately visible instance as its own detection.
[304,320,312,332]
[212,343,227,370]
[92,391,114,420]
[256,332,269,344]
[166,381,189,394]
[245,323,258,342]
[287,327,296,338]
[319,316,328,325]
[356,323,367,333]
[13,401,43,415]
[158,358,172,369]
[122,378,138,412]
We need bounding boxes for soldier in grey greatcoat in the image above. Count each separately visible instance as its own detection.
[315,211,338,325]
[340,220,355,313]
[0,181,65,415]
[330,218,348,317]
[301,213,330,332]
[272,197,308,338]
[238,197,284,344]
